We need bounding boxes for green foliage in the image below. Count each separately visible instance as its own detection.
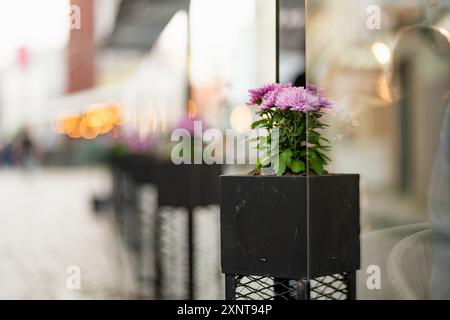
[251,109,330,176]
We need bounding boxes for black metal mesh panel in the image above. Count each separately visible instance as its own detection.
[194,206,224,299]
[137,185,158,298]
[235,276,293,300]
[157,206,223,299]
[310,274,348,300]
[159,207,189,299]
[233,273,350,300]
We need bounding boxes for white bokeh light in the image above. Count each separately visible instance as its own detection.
[0,0,70,68]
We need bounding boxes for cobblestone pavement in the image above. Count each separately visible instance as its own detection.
[0,167,136,299]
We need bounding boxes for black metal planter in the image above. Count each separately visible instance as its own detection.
[111,154,222,299]
[220,174,360,300]
[152,162,222,300]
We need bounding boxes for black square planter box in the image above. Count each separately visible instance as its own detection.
[111,154,222,208]
[155,163,222,209]
[111,154,222,299]
[110,154,158,184]
[220,174,360,279]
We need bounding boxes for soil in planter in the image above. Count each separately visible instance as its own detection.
[248,169,329,176]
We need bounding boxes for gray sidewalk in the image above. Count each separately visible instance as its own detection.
[0,168,136,299]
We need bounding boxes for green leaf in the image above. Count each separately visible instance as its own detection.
[309,132,320,144]
[291,131,303,137]
[251,119,268,129]
[245,136,258,142]
[290,159,305,173]
[318,151,331,162]
[256,158,262,170]
[273,113,283,122]
[317,145,331,151]
[315,123,329,129]
[310,161,323,175]
[260,155,272,167]
[274,157,287,176]
[280,149,293,167]
[259,136,268,145]
[309,151,324,175]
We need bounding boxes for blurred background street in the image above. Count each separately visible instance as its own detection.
[0,0,448,300]
[0,168,136,299]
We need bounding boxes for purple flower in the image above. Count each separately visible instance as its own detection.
[304,93,322,112]
[247,83,279,105]
[248,82,333,112]
[302,92,334,112]
[306,84,318,94]
[274,87,307,111]
[260,82,293,110]
[318,94,334,108]
[275,85,334,112]
[305,84,333,111]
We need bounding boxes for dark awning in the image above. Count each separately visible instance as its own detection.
[105,0,190,50]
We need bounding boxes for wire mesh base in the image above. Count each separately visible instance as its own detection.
[155,206,224,299]
[226,272,356,300]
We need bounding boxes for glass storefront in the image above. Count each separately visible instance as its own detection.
[0,0,448,300]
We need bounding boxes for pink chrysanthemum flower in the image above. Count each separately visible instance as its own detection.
[247,82,333,112]
[260,82,293,110]
[247,83,279,105]
[274,87,307,111]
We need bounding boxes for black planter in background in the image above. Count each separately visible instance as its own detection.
[152,161,221,300]
[220,174,360,300]
[110,154,222,299]
[110,154,221,207]
[110,154,158,184]
[155,162,221,209]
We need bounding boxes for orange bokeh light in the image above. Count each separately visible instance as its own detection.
[55,102,123,140]
[188,99,197,119]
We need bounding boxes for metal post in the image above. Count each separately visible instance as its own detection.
[275,0,280,83]
[154,209,163,299]
[346,271,357,300]
[225,274,236,300]
[186,5,195,301]
[302,279,311,300]
[187,207,195,300]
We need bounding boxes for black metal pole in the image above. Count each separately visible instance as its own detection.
[187,207,195,299]
[275,0,310,301]
[154,208,163,299]
[225,274,236,300]
[346,271,357,300]
[186,3,196,301]
[302,279,311,300]
[275,2,298,300]
[275,0,280,83]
